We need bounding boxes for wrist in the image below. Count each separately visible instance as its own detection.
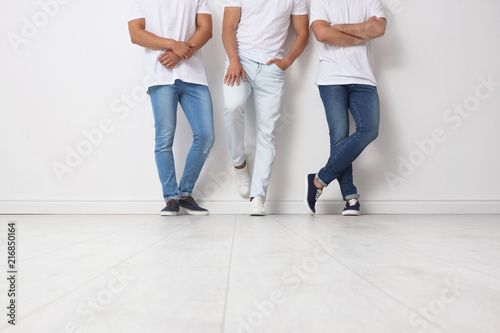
[228,55,241,65]
[163,38,177,50]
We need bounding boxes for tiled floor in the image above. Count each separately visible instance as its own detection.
[0,214,499,333]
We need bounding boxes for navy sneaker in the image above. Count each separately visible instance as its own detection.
[305,174,322,215]
[160,199,180,216]
[179,196,209,216]
[342,199,360,216]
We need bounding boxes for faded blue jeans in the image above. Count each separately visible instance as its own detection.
[149,80,215,202]
[316,84,380,200]
[223,56,285,202]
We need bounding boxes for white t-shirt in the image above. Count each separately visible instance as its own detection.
[225,0,308,64]
[127,0,211,88]
[310,0,385,86]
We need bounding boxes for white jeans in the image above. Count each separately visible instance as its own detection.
[223,56,285,202]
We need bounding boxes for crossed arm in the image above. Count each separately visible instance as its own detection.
[128,14,212,69]
[222,7,309,86]
[311,16,386,46]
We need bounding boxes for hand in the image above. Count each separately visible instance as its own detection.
[368,16,378,22]
[224,61,246,86]
[266,58,292,71]
[171,41,195,60]
[158,51,181,69]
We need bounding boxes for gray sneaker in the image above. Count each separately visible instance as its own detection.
[160,199,180,216]
[179,196,209,216]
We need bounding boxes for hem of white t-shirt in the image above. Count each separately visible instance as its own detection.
[147,78,209,89]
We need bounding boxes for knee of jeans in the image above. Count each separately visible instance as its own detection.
[224,99,246,117]
[358,126,379,143]
[257,130,277,149]
[154,134,174,153]
[367,128,379,142]
[330,133,348,148]
[193,130,215,153]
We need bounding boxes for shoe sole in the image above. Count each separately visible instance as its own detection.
[304,174,316,216]
[183,208,209,216]
[250,210,266,216]
[342,210,360,216]
[160,211,179,216]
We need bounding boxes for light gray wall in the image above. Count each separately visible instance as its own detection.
[1,0,499,214]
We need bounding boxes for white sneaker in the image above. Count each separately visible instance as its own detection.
[234,164,251,198]
[250,197,266,216]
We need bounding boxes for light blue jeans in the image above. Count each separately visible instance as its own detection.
[317,84,380,200]
[223,56,285,202]
[149,80,215,202]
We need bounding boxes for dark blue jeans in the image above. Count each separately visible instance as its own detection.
[317,84,380,200]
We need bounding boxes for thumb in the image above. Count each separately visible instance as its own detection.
[266,59,276,65]
[188,43,196,47]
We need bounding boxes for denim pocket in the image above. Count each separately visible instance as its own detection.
[272,63,285,72]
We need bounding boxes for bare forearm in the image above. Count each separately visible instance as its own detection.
[282,15,309,66]
[314,24,365,46]
[222,28,240,63]
[283,32,309,65]
[187,14,212,53]
[188,28,212,53]
[129,27,178,50]
[334,20,386,40]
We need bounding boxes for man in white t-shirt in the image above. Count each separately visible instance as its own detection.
[128,0,215,216]
[305,0,387,216]
[223,0,309,216]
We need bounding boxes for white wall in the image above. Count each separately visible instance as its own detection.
[1,0,500,214]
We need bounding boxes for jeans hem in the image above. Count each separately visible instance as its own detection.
[166,195,180,202]
[250,195,265,203]
[179,191,192,198]
[315,174,328,188]
[344,194,360,200]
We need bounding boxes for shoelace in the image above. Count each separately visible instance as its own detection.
[315,189,322,201]
[236,170,250,186]
[184,197,197,205]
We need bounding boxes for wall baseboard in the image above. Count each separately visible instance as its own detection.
[1,200,500,215]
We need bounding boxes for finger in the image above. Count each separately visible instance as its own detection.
[242,69,247,82]
[224,73,229,85]
[266,59,276,65]
[236,74,240,86]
